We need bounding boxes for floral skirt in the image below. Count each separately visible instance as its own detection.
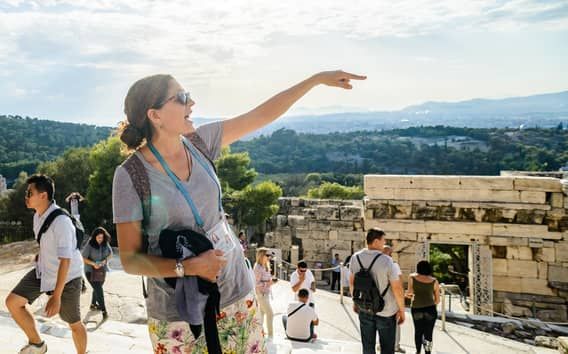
[148,293,266,354]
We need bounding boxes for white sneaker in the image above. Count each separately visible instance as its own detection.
[18,341,47,354]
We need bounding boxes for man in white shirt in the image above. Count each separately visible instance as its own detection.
[383,245,406,353]
[282,288,319,341]
[5,175,86,354]
[290,261,316,305]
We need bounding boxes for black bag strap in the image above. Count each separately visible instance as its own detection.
[356,253,382,272]
[36,208,65,244]
[288,303,306,318]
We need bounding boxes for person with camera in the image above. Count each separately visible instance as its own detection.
[82,227,113,319]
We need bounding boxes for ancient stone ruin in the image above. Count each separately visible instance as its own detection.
[265,175,568,322]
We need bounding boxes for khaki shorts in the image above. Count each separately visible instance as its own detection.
[11,268,82,324]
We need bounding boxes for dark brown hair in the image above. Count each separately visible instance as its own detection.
[366,227,385,245]
[26,174,55,201]
[118,74,174,150]
[89,226,112,248]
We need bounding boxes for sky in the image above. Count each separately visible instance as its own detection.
[0,0,567,127]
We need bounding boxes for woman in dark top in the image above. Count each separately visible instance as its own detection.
[406,261,440,354]
[82,227,113,319]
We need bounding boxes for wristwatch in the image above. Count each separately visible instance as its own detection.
[175,259,185,278]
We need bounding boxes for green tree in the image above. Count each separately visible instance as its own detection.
[306,182,364,199]
[83,136,126,233]
[216,147,257,192]
[37,147,92,205]
[233,181,282,227]
[0,172,34,237]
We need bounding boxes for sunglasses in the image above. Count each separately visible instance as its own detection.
[299,269,307,273]
[155,91,191,108]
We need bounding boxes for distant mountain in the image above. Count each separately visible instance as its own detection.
[403,90,568,115]
[241,90,568,137]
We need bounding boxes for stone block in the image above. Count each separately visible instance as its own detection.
[399,232,418,241]
[493,259,508,275]
[556,242,568,262]
[492,223,562,240]
[520,278,555,296]
[287,215,305,227]
[429,233,488,244]
[330,220,355,230]
[364,175,461,191]
[425,221,492,235]
[489,237,510,246]
[300,239,326,251]
[506,259,538,278]
[548,264,568,282]
[337,231,365,242]
[537,262,548,279]
[513,177,563,192]
[316,205,339,220]
[534,247,555,263]
[308,220,331,231]
[365,219,426,233]
[551,193,564,209]
[290,197,300,207]
[458,176,515,190]
[520,191,547,204]
[325,240,351,251]
[302,208,317,218]
[493,276,523,293]
[276,215,288,227]
[329,230,338,240]
[506,246,533,260]
[340,205,363,220]
[528,238,544,248]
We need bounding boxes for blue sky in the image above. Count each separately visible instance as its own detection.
[1,0,567,127]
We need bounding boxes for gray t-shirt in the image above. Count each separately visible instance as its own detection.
[349,249,399,317]
[112,122,253,321]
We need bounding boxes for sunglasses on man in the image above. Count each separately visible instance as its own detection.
[155,91,191,108]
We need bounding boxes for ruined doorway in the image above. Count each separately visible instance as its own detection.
[414,241,493,316]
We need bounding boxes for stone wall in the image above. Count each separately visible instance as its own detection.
[266,175,568,321]
[364,175,568,322]
[264,198,364,280]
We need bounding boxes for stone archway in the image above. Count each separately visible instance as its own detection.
[414,240,493,316]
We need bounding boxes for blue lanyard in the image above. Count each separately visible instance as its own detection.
[147,139,222,229]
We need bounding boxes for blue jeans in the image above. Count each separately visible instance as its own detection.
[358,311,396,354]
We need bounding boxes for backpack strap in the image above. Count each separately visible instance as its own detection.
[37,208,65,244]
[184,132,217,172]
[287,303,306,318]
[356,253,382,271]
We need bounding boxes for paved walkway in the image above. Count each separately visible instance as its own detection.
[0,254,559,353]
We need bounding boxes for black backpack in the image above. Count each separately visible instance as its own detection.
[353,253,390,314]
[37,208,85,249]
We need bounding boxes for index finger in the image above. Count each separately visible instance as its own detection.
[343,71,367,80]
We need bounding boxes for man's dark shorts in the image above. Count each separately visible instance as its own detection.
[11,269,82,324]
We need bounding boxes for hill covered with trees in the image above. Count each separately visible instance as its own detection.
[0,115,112,181]
[232,126,568,176]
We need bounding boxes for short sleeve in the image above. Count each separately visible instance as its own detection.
[195,121,224,160]
[112,165,143,224]
[349,255,359,274]
[386,259,397,281]
[54,216,76,259]
[307,271,315,283]
[290,272,298,285]
[311,309,318,321]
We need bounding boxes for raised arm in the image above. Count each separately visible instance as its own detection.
[221,70,366,146]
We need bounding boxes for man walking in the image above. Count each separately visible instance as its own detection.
[5,175,86,354]
[349,228,405,354]
[330,253,341,292]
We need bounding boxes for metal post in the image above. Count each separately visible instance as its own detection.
[339,262,344,304]
[441,284,446,332]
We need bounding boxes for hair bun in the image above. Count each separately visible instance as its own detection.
[119,121,144,150]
